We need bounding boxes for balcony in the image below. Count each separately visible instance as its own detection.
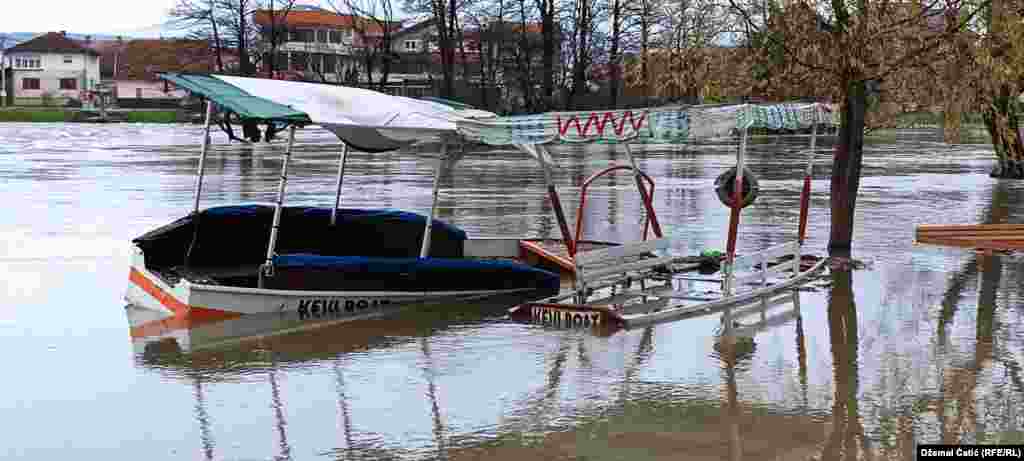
[274,41,356,55]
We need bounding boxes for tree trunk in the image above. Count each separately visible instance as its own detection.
[822,266,864,461]
[608,0,621,110]
[942,104,963,144]
[238,2,251,76]
[984,86,1024,179]
[541,3,555,110]
[210,16,224,72]
[829,79,867,252]
[641,24,649,105]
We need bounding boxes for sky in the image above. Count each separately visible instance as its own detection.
[0,0,181,36]
[0,0,323,38]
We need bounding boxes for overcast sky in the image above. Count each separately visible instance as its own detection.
[0,0,335,37]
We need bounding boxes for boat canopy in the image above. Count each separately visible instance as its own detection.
[158,72,496,152]
[454,103,840,146]
[161,73,839,150]
[160,73,841,168]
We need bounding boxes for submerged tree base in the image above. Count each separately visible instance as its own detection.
[990,160,1024,179]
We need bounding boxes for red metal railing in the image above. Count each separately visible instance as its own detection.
[572,165,662,256]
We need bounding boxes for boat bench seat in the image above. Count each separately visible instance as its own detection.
[573,237,675,301]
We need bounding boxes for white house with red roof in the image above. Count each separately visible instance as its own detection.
[3,31,101,106]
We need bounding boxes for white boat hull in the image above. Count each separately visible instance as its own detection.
[125,246,535,319]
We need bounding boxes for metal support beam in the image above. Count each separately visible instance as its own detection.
[798,123,817,245]
[723,127,748,296]
[420,140,448,258]
[537,145,576,258]
[260,125,297,286]
[623,144,663,238]
[330,142,350,226]
[192,100,215,214]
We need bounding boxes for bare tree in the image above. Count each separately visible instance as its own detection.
[331,0,399,90]
[726,0,990,251]
[536,0,557,109]
[170,0,226,71]
[257,0,298,78]
[562,0,598,109]
[466,0,511,110]
[606,0,626,108]
[514,0,538,111]
[215,0,260,76]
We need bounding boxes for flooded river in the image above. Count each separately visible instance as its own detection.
[2,122,1023,460]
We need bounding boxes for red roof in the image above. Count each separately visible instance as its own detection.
[253,10,399,34]
[7,32,100,56]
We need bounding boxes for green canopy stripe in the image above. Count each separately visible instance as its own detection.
[158,73,311,124]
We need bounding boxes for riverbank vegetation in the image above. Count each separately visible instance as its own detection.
[0,109,182,123]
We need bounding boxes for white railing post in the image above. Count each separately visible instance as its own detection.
[260,125,298,286]
[419,139,448,259]
[192,100,215,214]
[330,142,349,226]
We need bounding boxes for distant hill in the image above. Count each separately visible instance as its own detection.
[1,26,187,50]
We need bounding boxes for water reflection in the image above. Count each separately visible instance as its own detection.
[823,267,867,461]
[7,123,1024,460]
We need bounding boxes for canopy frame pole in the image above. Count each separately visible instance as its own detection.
[723,127,748,296]
[419,139,448,259]
[330,142,350,226]
[798,123,817,245]
[260,125,297,287]
[192,100,215,214]
[538,144,576,258]
[623,144,663,239]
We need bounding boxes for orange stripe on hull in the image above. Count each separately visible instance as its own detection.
[128,267,241,334]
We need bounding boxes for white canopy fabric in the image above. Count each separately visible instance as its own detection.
[214,75,492,152]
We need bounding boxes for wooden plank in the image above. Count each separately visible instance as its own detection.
[519,240,575,272]
[574,237,671,268]
[579,255,677,284]
[916,237,1024,250]
[917,224,1024,232]
[917,231,1024,239]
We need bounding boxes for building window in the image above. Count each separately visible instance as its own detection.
[63,55,74,64]
[291,29,313,42]
[60,78,77,90]
[14,56,41,69]
[316,30,327,43]
[404,40,419,51]
[22,78,40,90]
[329,30,343,43]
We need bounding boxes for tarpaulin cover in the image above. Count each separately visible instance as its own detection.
[133,205,468,270]
[271,254,561,293]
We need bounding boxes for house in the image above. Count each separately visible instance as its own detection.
[82,37,219,107]
[3,31,100,106]
[253,6,401,82]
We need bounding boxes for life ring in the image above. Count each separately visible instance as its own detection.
[714,167,759,209]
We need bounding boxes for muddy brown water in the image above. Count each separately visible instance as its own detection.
[1,123,1022,460]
